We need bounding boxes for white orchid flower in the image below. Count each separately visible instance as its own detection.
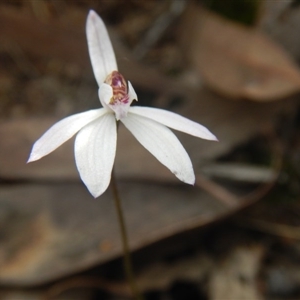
[28,10,217,198]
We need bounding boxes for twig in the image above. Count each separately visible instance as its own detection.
[133,0,186,59]
[235,218,300,240]
[196,128,283,209]
[196,174,239,207]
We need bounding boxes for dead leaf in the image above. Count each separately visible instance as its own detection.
[179,4,300,101]
[0,182,227,285]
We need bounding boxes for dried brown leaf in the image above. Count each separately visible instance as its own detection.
[179,4,300,101]
[0,182,227,285]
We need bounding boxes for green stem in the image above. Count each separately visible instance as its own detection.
[110,170,144,300]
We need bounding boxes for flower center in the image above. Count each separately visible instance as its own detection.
[104,71,129,105]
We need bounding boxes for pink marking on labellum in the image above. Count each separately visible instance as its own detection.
[105,71,129,104]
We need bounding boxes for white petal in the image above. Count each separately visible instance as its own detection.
[99,83,113,108]
[129,106,217,141]
[86,10,118,86]
[28,109,107,162]
[128,81,138,103]
[121,113,195,184]
[75,113,117,198]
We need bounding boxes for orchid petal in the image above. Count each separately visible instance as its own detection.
[86,10,118,86]
[28,109,107,162]
[121,113,195,184]
[75,113,117,198]
[129,106,217,141]
[128,81,138,103]
[99,83,113,108]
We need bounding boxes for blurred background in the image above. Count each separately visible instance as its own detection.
[1,0,300,299]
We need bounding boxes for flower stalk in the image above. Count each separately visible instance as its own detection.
[110,170,144,300]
